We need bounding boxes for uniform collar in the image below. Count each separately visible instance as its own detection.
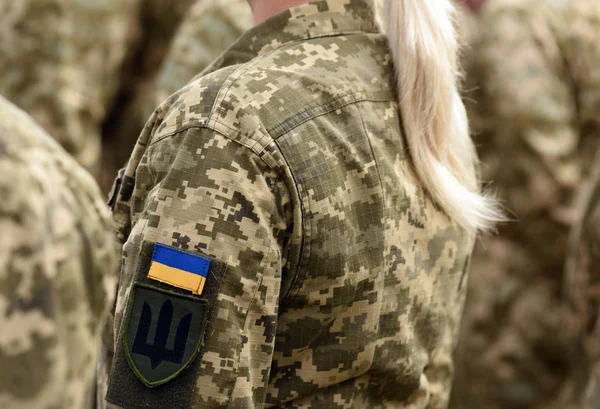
[202,0,379,75]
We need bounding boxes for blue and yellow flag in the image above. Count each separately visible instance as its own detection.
[147,244,210,295]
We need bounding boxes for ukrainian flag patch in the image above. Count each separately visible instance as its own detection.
[148,244,210,295]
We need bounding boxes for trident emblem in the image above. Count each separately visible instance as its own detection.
[132,300,193,369]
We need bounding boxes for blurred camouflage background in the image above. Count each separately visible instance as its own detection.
[2,0,600,408]
[0,0,253,193]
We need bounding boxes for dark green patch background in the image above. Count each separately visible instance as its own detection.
[126,285,207,386]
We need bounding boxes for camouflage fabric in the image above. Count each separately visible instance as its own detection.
[105,1,477,408]
[0,0,139,175]
[0,95,118,409]
[564,154,600,409]
[108,0,252,173]
[450,1,600,408]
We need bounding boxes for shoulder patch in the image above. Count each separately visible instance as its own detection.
[107,242,227,409]
[125,284,208,387]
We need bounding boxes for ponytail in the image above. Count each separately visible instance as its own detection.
[376,0,502,232]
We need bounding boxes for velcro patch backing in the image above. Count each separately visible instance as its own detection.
[106,242,226,409]
[125,284,207,387]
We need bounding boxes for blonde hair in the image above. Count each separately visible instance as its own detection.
[376,0,502,232]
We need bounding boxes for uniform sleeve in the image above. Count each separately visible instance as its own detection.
[106,127,293,409]
[0,159,117,409]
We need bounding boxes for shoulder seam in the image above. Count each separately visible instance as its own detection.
[150,92,395,149]
[267,92,395,140]
[147,123,284,180]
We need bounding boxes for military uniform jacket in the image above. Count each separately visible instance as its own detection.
[106,1,475,408]
[0,95,118,409]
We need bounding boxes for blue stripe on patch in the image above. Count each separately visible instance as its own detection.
[151,244,210,278]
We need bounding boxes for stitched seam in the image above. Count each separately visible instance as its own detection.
[144,142,157,186]
[357,102,388,209]
[148,125,285,181]
[268,93,395,139]
[356,102,388,358]
[206,51,275,150]
[287,181,312,303]
[208,64,251,120]
[150,92,395,151]
[274,137,305,306]
[258,29,380,57]
[276,99,394,303]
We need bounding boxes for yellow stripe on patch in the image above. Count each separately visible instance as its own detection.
[148,262,206,295]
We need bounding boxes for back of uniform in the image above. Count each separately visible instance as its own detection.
[105,1,481,408]
[0,95,118,409]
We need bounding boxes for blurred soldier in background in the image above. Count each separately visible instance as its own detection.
[106,0,252,171]
[0,0,248,188]
[0,0,138,175]
[0,95,118,409]
[101,0,197,178]
[451,1,600,408]
[564,154,600,409]
[145,0,253,118]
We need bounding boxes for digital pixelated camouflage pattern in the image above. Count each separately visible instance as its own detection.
[108,0,252,173]
[564,154,600,409]
[450,1,600,408]
[105,1,477,408]
[0,0,139,175]
[98,1,249,398]
[0,95,118,409]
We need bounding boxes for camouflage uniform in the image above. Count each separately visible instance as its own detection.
[109,0,252,172]
[105,1,476,408]
[451,1,600,408]
[0,0,139,175]
[0,95,118,409]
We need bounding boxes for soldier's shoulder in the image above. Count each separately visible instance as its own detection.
[149,64,260,145]
[0,95,63,159]
[151,34,393,152]
[149,60,283,160]
[0,96,102,210]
